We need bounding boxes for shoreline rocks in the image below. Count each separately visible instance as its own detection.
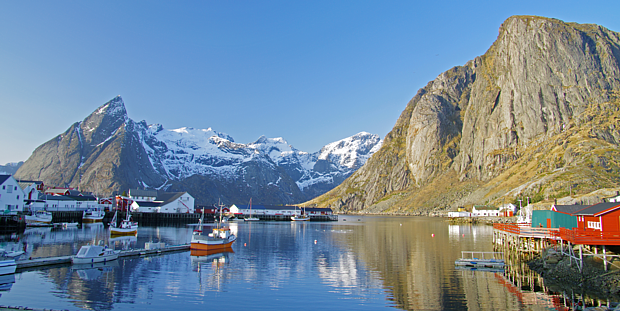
[528,246,620,302]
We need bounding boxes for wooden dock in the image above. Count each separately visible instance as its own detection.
[454,251,505,269]
[16,244,190,270]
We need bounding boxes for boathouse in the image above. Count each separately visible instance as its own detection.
[572,202,620,232]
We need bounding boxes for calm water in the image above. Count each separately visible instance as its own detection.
[0,216,568,310]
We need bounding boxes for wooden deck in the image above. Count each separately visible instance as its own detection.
[493,223,620,245]
[558,227,620,246]
[493,223,559,239]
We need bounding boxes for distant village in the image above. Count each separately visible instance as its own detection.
[0,174,334,223]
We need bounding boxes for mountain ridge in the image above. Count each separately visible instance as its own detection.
[15,96,382,205]
[307,15,620,213]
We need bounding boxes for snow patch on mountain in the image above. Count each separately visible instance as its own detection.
[135,122,382,194]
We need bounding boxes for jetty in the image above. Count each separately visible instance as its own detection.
[16,244,190,270]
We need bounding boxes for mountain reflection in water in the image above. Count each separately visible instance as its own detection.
[0,216,589,310]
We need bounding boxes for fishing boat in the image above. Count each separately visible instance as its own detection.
[0,249,24,276]
[191,203,237,251]
[82,208,105,223]
[72,244,120,264]
[109,211,138,236]
[25,210,53,226]
[244,198,259,221]
[291,206,310,221]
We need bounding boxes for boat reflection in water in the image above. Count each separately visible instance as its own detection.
[109,234,137,250]
[190,248,234,267]
[0,274,15,297]
[72,260,119,281]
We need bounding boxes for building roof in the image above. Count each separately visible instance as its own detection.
[156,192,187,205]
[0,175,11,185]
[42,194,75,201]
[46,188,82,196]
[17,180,43,190]
[572,202,620,216]
[131,192,190,207]
[133,201,161,208]
[129,188,158,198]
[552,205,589,214]
[66,195,97,201]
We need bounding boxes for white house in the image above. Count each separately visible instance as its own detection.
[0,175,25,214]
[17,180,44,201]
[129,189,158,202]
[131,191,195,213]
[448,211,471,217]
[471,206,501,217]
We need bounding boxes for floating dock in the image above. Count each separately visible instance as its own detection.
[16,244,190,270]
[454,251,505,269]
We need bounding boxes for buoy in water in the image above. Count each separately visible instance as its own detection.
[314,240,317,244]
[244,243,247,246]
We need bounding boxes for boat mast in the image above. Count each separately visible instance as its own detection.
[218,198,223,229]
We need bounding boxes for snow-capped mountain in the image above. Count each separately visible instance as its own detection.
[15,96,382,205]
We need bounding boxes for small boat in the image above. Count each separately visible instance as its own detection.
[25,210,53,226]
[291,206,310,221]
[72,244,120,264]
[109,211,138,236]
[244,198,259,221]
[0,249,23,276]
[191,203,237,251]
[291,215,310,221]
[82,208,105,223]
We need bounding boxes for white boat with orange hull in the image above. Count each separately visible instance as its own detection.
[109,211,138,236]
[190,227,237,251]
[190,201,236,251]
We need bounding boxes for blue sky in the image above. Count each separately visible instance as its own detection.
[1,1,619,164]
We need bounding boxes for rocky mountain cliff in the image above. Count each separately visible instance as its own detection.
[15,97,382,205]
[308,16,620,213]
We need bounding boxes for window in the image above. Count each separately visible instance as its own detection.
[6,187,12,194]
[16,195,19,200]
[587,221,601,230]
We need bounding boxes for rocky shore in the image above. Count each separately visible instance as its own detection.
[528,246,620,303]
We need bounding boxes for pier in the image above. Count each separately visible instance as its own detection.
[16,244,190,270]
[493,223,620,271]
[238,215,338,221]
